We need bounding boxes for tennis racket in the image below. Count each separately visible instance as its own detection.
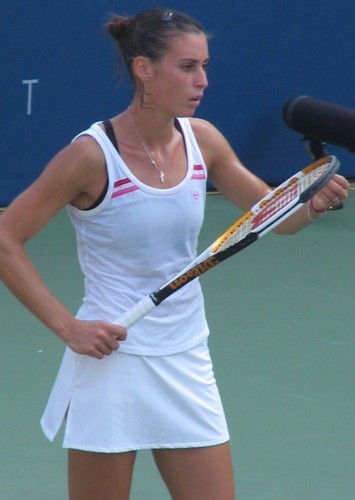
[115,155,339,329]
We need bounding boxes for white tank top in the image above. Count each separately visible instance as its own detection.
[67,118,209,355]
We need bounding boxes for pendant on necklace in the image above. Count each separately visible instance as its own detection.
[151,159,165,183]
[128,109,166,183]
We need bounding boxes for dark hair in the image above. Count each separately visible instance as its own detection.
[106,8,206,81]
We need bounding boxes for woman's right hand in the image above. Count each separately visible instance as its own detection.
[63,319,127,359]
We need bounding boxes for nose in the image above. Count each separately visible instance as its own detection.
[196,67,208,89]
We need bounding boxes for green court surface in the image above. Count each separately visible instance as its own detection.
[1,193,354,499]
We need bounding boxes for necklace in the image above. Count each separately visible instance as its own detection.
[128,109,165,183]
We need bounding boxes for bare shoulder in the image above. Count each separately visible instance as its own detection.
[62,134,106,173]
[188,117,237,169]
[47,134,107,209]
[188,117,222,149]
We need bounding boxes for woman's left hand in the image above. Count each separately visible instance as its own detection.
[310,173,350,212]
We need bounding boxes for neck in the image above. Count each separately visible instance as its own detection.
[127,105,176,148]
[127,106,177,184]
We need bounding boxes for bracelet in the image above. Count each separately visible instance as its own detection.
[306,199,327,222]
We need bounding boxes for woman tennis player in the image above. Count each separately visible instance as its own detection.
[0,7,349,499]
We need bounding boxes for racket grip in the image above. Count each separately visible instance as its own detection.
[113,295,156,329]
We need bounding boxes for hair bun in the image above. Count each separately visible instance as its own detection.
[106,15,134,41]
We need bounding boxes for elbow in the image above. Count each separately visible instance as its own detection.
[0,227,18,261]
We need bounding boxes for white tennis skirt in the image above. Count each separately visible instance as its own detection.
[41,340,230,453]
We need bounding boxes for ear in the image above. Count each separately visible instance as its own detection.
[132,56,153,81]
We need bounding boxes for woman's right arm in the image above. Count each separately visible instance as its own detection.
[0,139,126,358]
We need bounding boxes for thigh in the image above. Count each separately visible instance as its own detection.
[153,443,235,500]
[68,449,137,500]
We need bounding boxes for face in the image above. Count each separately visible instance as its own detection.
[144,33,209,117]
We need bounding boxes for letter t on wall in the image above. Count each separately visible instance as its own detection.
[22,79,39,115]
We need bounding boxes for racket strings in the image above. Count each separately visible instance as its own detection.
[214,180,299,252]
[211,158,333,254]
[252,181,299,228]
[254,161,330,229]
[300,163,329,190]
[212,214,253,252]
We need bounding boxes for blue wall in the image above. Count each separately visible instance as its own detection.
[2,0,354,206]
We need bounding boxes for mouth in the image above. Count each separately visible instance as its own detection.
[189,95,203,106]
[190,95,203,102]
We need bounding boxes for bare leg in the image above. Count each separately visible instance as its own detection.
[67,449,137,500]
[153,442,235,500]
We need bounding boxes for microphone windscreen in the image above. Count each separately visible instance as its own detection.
[283,96,355,151]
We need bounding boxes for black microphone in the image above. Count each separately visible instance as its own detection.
[283,95,355,152]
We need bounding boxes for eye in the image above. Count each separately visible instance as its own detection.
[179,59,209,73]
[181,63,195,72]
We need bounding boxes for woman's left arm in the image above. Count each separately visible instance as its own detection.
[191,118,350,234]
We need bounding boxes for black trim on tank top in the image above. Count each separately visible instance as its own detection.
[84,120,118,211]
[103,119,120,153]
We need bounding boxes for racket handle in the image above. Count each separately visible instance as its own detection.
[113,295,156,329]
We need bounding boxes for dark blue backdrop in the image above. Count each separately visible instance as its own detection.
[1,0,354,206]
